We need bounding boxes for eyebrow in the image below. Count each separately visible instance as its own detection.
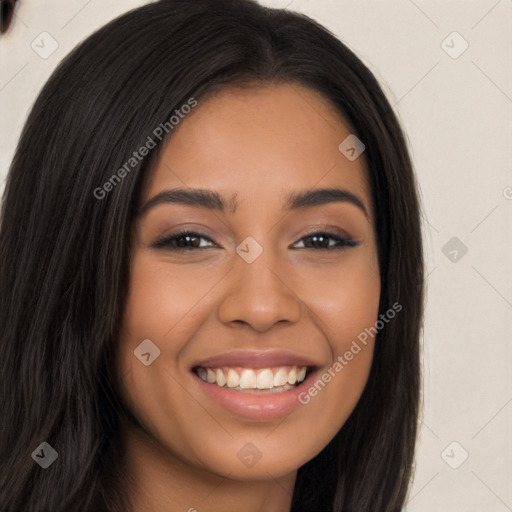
[138,187,369,218]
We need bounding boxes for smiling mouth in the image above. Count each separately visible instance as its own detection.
[192,365,313,393]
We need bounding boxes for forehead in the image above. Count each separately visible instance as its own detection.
[145,82,372,219]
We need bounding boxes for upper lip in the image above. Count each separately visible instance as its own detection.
[192,349,322,369]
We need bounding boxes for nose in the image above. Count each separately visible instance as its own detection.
[217,248,302,333]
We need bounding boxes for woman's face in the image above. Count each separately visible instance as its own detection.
[118,83,380,481]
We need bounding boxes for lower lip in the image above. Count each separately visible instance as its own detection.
[192,370,317,420]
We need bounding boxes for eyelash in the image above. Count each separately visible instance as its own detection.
[151,229,360,251]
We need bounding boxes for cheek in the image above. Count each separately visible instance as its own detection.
[116,253,188,409]
[298,248,381,348]
[116,253,209,448]
[293,251,380,436]
[325,267,380,344]
[119,252,217,351]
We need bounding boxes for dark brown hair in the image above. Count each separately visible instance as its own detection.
[0,1,424,510]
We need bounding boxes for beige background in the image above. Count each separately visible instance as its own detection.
[1,1,511,510]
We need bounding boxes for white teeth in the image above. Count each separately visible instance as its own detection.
[273,368,288,387]
[195,365,309,391]
[239,369,257,389]
[234,383,295,393]
[226,369,240,388]
[257,369,273,389]
[215,368,226,387]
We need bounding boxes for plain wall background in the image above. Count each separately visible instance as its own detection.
[1,1,511,510]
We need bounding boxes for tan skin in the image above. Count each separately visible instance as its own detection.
[116,83,381,512]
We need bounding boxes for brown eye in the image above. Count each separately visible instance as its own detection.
[293,232,359,251]
[151,230,359,252]
[151,231,216,250]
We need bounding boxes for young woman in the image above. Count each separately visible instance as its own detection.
[0,1,424,510]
